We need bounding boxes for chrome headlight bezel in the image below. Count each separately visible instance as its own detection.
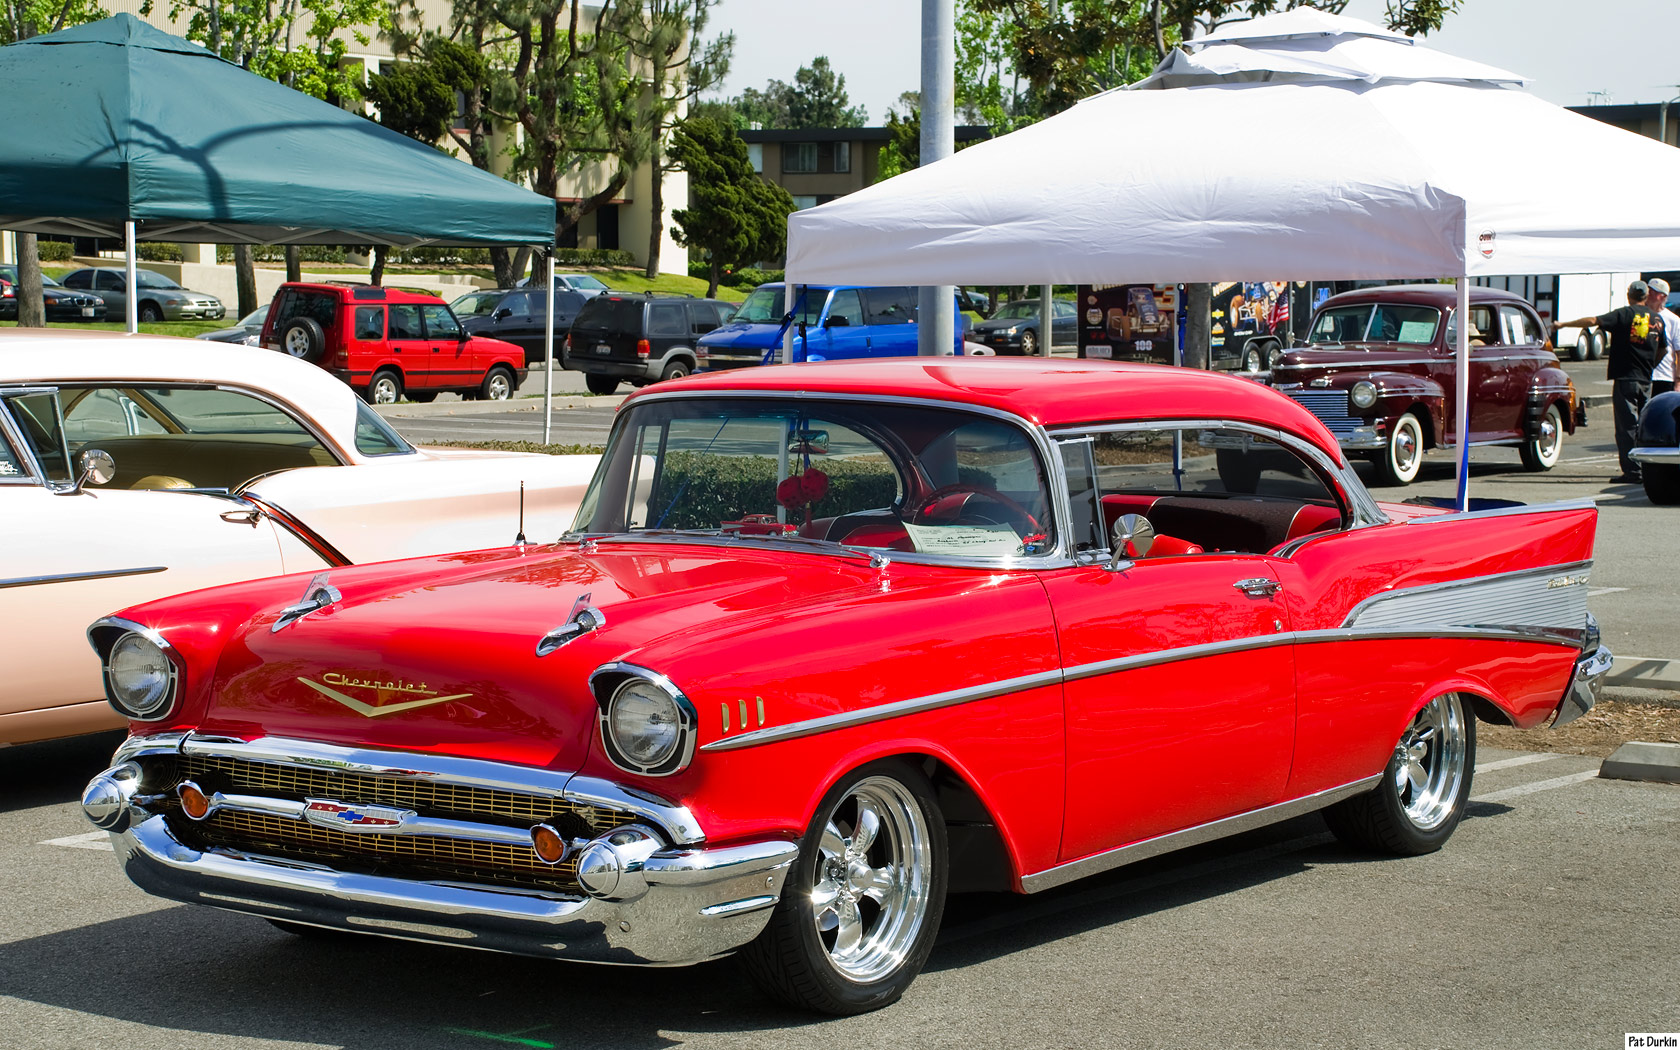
[88,618,182,722]
[589,663,697,777]
[1350,380,1379,410]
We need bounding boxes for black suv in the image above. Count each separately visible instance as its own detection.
[563,294,736,395]
[450,287,588,366]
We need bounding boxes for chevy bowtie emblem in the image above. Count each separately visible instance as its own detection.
[298,673,471,717]
[303,799,414,831]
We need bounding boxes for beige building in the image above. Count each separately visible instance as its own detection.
[740,126,991,210]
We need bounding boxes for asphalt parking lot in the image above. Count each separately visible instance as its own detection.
[1,731,1674,1049]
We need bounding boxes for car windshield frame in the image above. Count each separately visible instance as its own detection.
[569,392,1064,567]
[134,270,183,290]
[730,287,824,326]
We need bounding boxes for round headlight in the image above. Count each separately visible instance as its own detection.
[607,680,683,770]
[107,632,175,718]
[1350,380,1379,410]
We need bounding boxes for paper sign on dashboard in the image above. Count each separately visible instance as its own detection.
[903,523,1022,556]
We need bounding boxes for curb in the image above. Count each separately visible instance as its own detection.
[1600,741,1680,784]
[1606,656,1680,691]
[1579,393,1611,410]
[375,392,627,419]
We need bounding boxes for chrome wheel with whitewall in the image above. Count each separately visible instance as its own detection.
[1520,402,1564,471]
[1373,411,1425,486]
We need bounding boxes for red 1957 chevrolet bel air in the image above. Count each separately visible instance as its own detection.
[80,358,1608,1014]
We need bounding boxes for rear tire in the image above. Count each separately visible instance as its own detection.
[364,369,402,405]
[1372,411,1425,486]
[280,317,327,363]
[1589,331,1604,360]
[1519,402,1564,471]
[1644,463,1680,505]
[1324,692,1475,855]
[739,759,947,1015]
[1241,345,1266,373]
[480,365,515,401]
[1570,332,1590,362]
[585,374,619,395]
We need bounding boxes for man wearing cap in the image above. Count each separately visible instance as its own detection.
[1647,278,1679,397]
[1557,279,1665,482]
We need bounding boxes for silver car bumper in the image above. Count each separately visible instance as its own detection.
[1554,644,1612,727]
[83,754,797,966]
[1629,446,1680,465]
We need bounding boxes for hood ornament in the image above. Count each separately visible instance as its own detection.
[298,674,471,717]
[272,571,342,633]
[537,593,606,656]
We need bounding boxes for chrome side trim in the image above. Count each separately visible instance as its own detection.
[1630,446,1680,465]
[1059,634,1290,685]
[1019,775,1382,894]
[0,565,166,589]
[1402,497,1597,526]
[700,666,1065,753]
[1342,560,1592,635]
[172,733,706,846]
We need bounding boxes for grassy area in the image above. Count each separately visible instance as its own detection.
[4,319,232,338]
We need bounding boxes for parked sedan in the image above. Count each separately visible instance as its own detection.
[451,287,588,365]
[969,298,1078,355]
[59,266,225,322]
[519,272,612,298]
[78,358,1605,1016]
[0,329,598,747]
[194,304,269,345]
[0,264,108,321]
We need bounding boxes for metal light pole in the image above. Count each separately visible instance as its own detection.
[918,0,955,356]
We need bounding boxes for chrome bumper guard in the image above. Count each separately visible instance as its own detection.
[1555,644,1612,728]
[1629,446,1680,465]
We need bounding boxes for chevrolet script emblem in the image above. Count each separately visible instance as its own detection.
[302,799,414,832]
[297,672,471,718]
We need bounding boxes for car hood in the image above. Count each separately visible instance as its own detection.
[466,332,525,353]
[190,542,902,769]
[697,322,780,351]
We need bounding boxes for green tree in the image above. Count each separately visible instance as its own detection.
[717,55,867,130]
[4,0,106,327]
[669,117,793,297]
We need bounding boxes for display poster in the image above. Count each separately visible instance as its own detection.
[1078,284,1179,364]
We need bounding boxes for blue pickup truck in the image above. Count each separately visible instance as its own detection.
[697,283,966,370]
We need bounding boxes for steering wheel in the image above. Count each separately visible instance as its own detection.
[909,483,1041,534]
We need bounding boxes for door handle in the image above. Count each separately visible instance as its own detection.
[1233,577,1281,598]
[220,508,261,527]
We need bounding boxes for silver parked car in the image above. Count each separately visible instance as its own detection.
[194,304,269,344]
[60,267,225,322]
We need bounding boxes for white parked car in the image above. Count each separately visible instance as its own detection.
[0,330,598,746]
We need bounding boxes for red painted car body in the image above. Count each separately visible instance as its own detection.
[1269,285,1577,485]
[81,358,1609,1014]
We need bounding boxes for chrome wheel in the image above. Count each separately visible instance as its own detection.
[485,371,511,400]
[811,777,933,984]
[1393,694,1469,831]
[283,328,311,357]
[1522,403,1563,471]
[1375,412,1424,485]
[369,374,400,404]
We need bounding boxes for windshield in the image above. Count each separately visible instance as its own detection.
[567,275,609,291]
[0,267,59,287]
[572,397,1055,559]
[993,301,1050,321]
[730,286,824,325]
[450,292,503,317]
[1310,303,1439,344]
[135,270,182,290]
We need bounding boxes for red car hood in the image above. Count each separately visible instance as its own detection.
[195,543,893,769]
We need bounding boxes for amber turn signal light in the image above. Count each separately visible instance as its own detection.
[178,781,212,821]
[530,823,568,865]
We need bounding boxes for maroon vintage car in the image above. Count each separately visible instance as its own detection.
[1267,286,1577,485]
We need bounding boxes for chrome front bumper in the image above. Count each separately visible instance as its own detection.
[1629,446,1680,465]
[1555,644,1612,727]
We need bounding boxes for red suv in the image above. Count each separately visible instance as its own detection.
[261,282,528,404]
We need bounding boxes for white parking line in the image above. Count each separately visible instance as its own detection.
[40,830,113,851]
[1471,770,1598,803]
[1475,754,1558,774]
[1588,587,1628,596]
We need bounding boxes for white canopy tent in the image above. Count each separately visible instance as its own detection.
[784,11,1680,507]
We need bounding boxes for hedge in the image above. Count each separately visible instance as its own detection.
[37,240,73,262]
[554,248,635,267]
[648,452,900,530]
[136,242,183,262]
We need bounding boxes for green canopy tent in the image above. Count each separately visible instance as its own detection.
[0,15,573,435]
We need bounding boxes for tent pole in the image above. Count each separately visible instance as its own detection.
[543,250,555,444]
[124,221,138,334]
[782,284,795,365]
[1039,284,1052,357]
[1455,276,1470,511]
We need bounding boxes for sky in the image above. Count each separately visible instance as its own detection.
[703,0,1680,121]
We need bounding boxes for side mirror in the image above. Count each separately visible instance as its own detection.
[1108,512,1154,571]
[457,330,471,343]
[494,308,513,320]
[78,448,116,489]
[824,316,851,328]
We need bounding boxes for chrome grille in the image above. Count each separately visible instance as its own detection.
[1286,391,1361,436]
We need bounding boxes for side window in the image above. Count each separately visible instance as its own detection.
[1501,305,1541,345]
[354,402,414,456]
[353,306,385,341]
[61,387,168,443]
[862,287,915,325]
[688,303,720,335]
[61,270,90,289]
[827,289,865,326]
[647,303,686,337]
[96,271,126,292]
[1059,426,1343,556]
[3,392,71,483]
[1466,304,1500,345]
[422,304,461,339]
[388,304,423,340]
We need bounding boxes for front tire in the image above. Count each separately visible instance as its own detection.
[1372,411,1425,486]
[739,760,947,1015]
[480,365,515,401]
[1324,693,1475,855]
[1520,402,1564,471]
[363,369,402,405]
[138,301,164,323]
[1018,329,1038,357]
[1644,463,1680,505]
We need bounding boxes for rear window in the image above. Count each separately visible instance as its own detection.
[576,297,646,332]
[647,303,686,337]
[274,289,338,333]
[863,288,916,325]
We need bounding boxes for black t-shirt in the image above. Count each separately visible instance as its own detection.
[1596,304,1665,381]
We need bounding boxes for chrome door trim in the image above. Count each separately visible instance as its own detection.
[1020,775,1382,893]
[1400,497,1597,526]
[0,565,167,589]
